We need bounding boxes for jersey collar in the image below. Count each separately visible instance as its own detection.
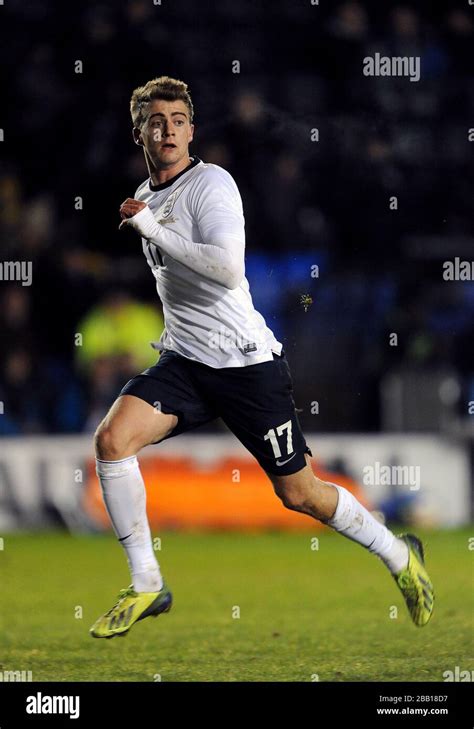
[149,155,201,192]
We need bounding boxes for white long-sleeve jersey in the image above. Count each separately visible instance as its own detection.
[132,155,282,368]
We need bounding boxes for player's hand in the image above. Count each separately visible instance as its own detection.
[119,198,147,230]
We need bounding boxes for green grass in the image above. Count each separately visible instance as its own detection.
[1,529,472,681]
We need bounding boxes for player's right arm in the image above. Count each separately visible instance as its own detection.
[120,170,245,290]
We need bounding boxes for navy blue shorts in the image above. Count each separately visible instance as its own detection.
[119,349,311,476]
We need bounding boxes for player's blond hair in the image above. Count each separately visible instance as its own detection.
[130,76,194,128]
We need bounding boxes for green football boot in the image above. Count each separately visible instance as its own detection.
[393,534,434,627]
[90,581,172,639]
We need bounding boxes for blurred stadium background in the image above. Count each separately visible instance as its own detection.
[0,0,473,682]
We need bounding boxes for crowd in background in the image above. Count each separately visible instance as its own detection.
[1,0,473,434]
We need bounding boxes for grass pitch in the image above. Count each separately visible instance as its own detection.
[1,528,472,681]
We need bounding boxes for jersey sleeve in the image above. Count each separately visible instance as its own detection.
[128,166,246,290]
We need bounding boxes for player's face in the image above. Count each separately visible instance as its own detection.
[135,99,194,167]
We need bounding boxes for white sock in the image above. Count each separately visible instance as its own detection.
[96,456,163,592]
[326,483,409,574]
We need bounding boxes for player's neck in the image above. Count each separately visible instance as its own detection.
[148,155,193,187]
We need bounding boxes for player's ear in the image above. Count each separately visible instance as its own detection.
[188,123,194,143]
[133,127,144,146]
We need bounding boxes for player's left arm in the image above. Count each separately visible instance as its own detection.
[120,173,245,290]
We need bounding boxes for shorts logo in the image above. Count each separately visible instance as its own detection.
[243,342,257,353]
[276,453,297,467]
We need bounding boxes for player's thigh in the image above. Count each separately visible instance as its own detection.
[96,350,218,458]
[95,394,178,456]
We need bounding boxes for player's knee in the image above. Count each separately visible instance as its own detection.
[274,481,310,513]
[94,421,138,460]
[273,476,327,517]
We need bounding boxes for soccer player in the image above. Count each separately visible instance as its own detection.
[90,76,434,639]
